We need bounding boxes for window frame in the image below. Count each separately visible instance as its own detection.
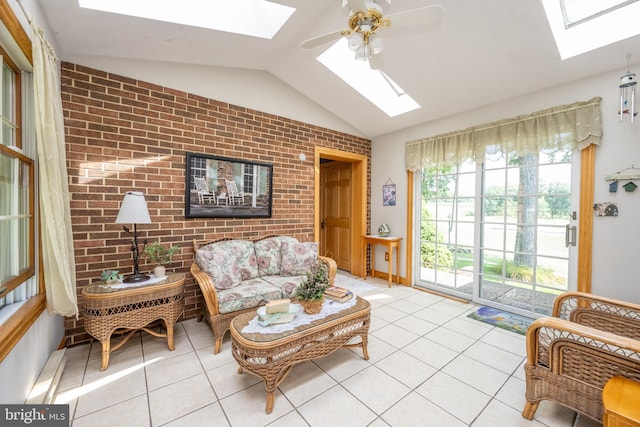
[0,0,43,364]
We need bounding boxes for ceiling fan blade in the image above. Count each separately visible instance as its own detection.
[369,53,384,70]
[301,30,344,49]
[385,5,444,32]
[345,0,368,13]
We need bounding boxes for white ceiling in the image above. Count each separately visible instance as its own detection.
[37,0,640,138]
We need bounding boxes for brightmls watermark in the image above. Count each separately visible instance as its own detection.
[1,405,68,426]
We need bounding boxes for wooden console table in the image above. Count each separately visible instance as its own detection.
[82,273,185,370]
[363,235,402,287]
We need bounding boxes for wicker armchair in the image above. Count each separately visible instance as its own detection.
[190,236,337,354]
[522,291,640,422]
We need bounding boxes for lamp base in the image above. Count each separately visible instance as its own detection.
[123,273,150,283]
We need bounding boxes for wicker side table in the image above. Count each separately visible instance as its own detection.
[82,273,185,370]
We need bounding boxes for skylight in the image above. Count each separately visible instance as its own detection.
[542,0,640,59]
[79,0,295,39]
[317,39,420,117]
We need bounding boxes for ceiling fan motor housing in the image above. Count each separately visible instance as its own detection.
[348,1,390,43]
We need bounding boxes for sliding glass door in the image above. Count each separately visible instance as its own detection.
[416,145,578,317]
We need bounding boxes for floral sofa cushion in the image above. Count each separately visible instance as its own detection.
[216,278,283,314]
[195,239,259,290]
[260,275,307,299]
[254,236,286,276]
[281,241,318,276]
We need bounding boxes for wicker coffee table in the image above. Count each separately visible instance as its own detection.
[230,296,371,413]
[82,273,185,370]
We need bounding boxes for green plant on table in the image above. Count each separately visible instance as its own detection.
[144,241,180,266]
[100,270,122,283]
[295,260,329,301]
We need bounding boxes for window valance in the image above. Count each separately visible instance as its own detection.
[405,97,602,171]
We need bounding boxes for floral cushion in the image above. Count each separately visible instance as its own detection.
[217,278,282,314]
[281,241,318,276]
[254,236,287,276]
[261,275,306,298]
[195,240,258,290]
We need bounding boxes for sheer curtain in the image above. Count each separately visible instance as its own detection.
[31,20,78,317]
[405,97,602,171]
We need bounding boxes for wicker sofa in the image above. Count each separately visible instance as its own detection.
[522,291,640,422]
[190,235,337,354]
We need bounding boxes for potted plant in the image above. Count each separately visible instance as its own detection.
[144,241,180,278]
[100,269,122,285]
[295,260,330,314]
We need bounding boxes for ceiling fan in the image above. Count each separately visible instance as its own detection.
[301,0,444,70]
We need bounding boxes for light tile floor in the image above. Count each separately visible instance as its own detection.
[56,274,603,427]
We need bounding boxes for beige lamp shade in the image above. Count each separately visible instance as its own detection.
[115,191,152,224]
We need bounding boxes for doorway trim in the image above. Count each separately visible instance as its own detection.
[314,147,368,277]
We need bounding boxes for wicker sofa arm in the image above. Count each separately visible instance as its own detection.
[552,291,640,338]
[319,255,337,285]
[190,262,221,316]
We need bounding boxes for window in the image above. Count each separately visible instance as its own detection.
[0,47,34,304]
[409,99,599,317]
[243,163,253,194]
[542,0,640,59]
[418,145,575,316]
[189,155,207,190]
[79,0,295,39]
[0,1,41,363]
[420,160,475,295]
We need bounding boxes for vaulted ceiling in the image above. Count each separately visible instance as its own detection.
[38,0,640,138]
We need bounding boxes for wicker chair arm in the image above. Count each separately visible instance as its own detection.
[553,291,640,318]
[319,255,337,285]
[525,316,640,366]
[190,262,221,316]
[552,291,640,339]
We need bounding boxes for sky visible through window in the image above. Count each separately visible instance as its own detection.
[542,0,640,59]
[79,0,295,39]
[561,0,637,27]
[317,38,420,117]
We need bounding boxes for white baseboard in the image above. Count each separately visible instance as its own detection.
[25,348,66,404]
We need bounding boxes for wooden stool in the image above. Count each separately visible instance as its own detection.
[603,376,640,427]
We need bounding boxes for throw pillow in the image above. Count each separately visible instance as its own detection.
[196,240,258,290]
[254,236,284,276]
[281,241,318,276]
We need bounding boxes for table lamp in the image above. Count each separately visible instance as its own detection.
[115,191,152,283]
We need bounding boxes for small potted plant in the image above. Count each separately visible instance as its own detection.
[295,260,330,314]
[144,241,180,278]
[100,269,122,285]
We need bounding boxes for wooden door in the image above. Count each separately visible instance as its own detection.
[320,161,352,270]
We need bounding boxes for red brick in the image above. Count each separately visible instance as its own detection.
[62,62,371,346]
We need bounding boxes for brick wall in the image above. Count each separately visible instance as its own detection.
[61,62,371,346]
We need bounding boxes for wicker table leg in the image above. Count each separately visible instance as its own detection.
[166,324,175,350]
[342,332,370,360]
[360,333,369,360]
[265,390,275,414]
[100,340,111,371]
[264,365,294,414]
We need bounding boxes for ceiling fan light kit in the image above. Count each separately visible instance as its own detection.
[345,2,389,62]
